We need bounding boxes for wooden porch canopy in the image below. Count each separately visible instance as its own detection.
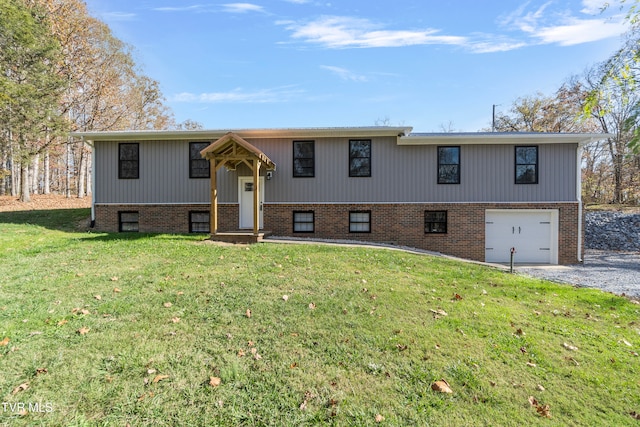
[200,132,276,236]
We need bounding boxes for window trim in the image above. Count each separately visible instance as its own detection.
[118,143,139,179]
[293,210,315,233]
[424,210,447,234]
[349,139,372,177]
[189,211,210,233]
[189,142,211,179]
[349,210,371,233]
[515,146,539,184]
[118,211,139,232]
[293,140,315,178]
[437,146,461,184]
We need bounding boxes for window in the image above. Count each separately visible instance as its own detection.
[349,140,371,177]
[349,211,371,233]
[515,146,538,184]
[293,141,315,177]
[119,211,139,232]
[293,211,314,233]
[189,211,210,233]
[425,211,447,234]
[190,142,210,178]
[438,146,460,184]
[119,143,139,179]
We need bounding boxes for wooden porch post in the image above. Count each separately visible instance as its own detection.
[253,159,261,235]
[210,158,218,235]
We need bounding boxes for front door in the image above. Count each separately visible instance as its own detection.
[238,177,264,229]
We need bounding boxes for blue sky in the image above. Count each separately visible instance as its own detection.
[84,0,630,132]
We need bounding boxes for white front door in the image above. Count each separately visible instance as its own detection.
[238,177,264,229]
[485,210,558,264]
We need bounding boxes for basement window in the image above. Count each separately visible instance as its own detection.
[119,211,139,232]
[349,211,371,233]
[293,211,314,233]
[425,211,447,234]
[189,211,210,233]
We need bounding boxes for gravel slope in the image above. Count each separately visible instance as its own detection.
[518,210,640,298]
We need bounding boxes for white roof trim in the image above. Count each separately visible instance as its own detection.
[399,132,610,145]
[71,126,413,142]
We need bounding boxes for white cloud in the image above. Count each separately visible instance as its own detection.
[534,17,627,45]
[320,65,368,82]
[500,2,627,46]
[172,86,304,103]
[153,4,208,12]
[101,11,137,21]
[281,16,467,48]
[221,3,266,13]
[580,0,607,15]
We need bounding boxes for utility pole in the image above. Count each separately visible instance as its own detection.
[492,104,500,132]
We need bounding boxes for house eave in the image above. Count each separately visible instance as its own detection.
[71,126,413,143]
[399,132,612,146]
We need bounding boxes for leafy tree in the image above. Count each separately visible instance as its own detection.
[0,0,66,201]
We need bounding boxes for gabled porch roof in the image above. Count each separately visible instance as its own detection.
[200,132,276,172]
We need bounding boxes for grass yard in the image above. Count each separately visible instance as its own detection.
[0,208,639,426]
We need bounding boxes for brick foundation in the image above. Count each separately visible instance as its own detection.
[93,202,581,264]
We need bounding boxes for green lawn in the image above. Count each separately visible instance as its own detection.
[1,208,639,426]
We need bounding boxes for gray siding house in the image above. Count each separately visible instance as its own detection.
[74,127,604,264]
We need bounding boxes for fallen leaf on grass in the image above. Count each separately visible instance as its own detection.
[0,337,9,346]
[113,288,121,293]
[152,374,169,383]
[94,295,102,301]
[163,302,172,308]
[12,382,29,394]
[36,368,48,375]
[110,276,119,282]
[308,303,316,310]
[453,293,463,300]
[299,400,307,411]
[245,308,252,318]
[563,343,578,351]
[621,339,633,347]
[375,414,385,422]
[170,317,180,323]
[429,309,447,317]
[431,379,453,393]
[565,356,580,366]
[526,361,537,367]
[209,376,221,387]
[536,384,545,391]
[282,295,289,301]
[77,326,90,335]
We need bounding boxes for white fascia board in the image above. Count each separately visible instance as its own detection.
[71,127,413,143]
[398,132,612,146]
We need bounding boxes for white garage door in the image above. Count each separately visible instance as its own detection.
[485,210,558,264]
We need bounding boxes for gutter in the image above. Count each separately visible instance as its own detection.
[577,143,583,263]
[79,135,96,228]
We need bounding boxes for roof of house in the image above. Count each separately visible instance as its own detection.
[71,127,609,145]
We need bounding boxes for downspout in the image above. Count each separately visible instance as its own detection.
[83,136,96,228]
[576,142,584,263]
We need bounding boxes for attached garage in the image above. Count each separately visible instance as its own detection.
[485,209,559,264]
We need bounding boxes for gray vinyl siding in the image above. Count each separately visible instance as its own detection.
[94,137,578,204]
[94,140,212,204]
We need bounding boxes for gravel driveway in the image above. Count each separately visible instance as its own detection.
[517,250,640,298]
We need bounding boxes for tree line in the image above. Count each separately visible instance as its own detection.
[0,0,201,202]
[491,1,640,205]
[1,0,639,205]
